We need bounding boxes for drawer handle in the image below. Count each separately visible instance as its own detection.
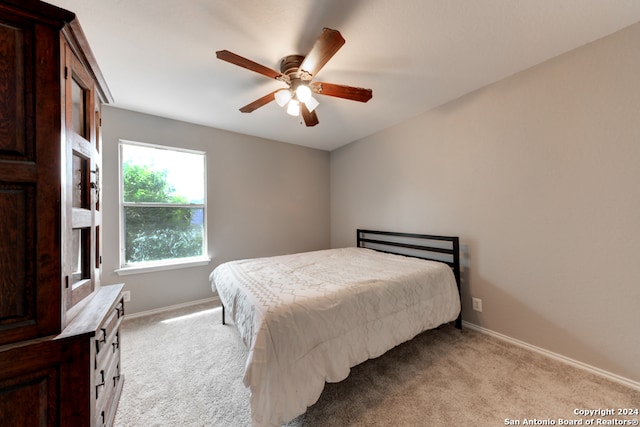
[112,363,121,386]
[112,333,120,352]
[95,370,105,398]
[116,304,125,318]
[95,329,107,353]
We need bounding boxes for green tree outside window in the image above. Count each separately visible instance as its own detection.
[122,160,204,263]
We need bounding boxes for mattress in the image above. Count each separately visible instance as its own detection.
[209,247,460,426]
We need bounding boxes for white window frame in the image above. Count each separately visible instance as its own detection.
[115,139,209,276]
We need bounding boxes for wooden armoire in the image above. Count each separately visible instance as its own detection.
[0,1,125,425]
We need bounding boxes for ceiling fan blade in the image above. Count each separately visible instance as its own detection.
[300,103,319,127]
[216,50,287,81]
[299,28,345,79]
[310,82,372,103]
[239,90,278,113]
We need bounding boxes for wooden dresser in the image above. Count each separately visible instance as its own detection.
[0,1,124,425]
[58,285,126,426]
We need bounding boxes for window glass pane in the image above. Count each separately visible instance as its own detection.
[122,144,204,204]
[72,153,89,209]
[71,228,90,284]
[72,228,82,275]
[71,77,86,136]
[124,206,204,263]
[120,142,206,266]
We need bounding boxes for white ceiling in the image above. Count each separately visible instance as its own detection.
[47,0,640,151]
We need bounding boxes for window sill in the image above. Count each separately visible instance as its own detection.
[115,257,211,276]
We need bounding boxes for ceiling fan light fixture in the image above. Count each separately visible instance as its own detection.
[275,89,292,107]
[304,96,319,112]
[217,28,371,127]
[286,99,300,116]
[295,84,312,103]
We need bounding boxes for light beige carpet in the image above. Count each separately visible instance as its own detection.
[114,301,639,426]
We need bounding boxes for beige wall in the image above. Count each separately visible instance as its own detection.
[101,107,330,314]
[330,23,640,382]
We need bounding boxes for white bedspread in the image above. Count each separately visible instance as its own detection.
[209,247,460,427]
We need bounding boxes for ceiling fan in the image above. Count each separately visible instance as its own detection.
[216,28,372,127]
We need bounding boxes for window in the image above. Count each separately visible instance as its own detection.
[119,140,206,271]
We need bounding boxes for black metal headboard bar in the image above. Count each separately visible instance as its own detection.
[357,229,462,329]
[358,237,455,257]
[358,229,455,241]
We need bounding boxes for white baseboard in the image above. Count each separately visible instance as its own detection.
[462,321,640,392]
[124,296,220,320]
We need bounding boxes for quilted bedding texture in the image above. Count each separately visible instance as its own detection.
[210,247,460,427]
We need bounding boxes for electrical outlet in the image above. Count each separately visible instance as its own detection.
[122,290,131,303]
[472,297,482,312]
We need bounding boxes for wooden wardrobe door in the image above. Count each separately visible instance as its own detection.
[61,41,102,316]
[0,9,62,346]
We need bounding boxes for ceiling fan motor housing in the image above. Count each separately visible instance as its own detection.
[280,55,305,77]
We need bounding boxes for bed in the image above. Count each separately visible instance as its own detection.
[209,229,462,427]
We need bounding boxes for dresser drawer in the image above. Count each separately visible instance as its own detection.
[95,360,123,427]
[95,300,124,355]
[95,322,121,372]
[95,344,120,407]
[94,330,119,399]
